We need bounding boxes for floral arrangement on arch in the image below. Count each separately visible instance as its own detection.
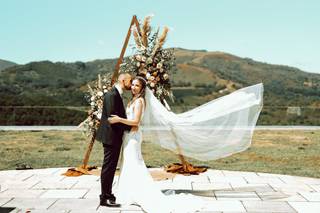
[79,73,112,136]
[120,15,175,106]
[79,15,176,136]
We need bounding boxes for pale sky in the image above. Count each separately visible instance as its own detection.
[0,0,319,73]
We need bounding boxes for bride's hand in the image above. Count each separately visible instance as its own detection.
[108,115,121,124]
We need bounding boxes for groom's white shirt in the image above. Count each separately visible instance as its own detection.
[114,83,123,97]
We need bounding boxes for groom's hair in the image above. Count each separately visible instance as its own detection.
[118,73,131,81]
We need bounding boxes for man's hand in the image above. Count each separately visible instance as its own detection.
[108,115,121,124]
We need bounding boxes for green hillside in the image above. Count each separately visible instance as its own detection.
[0,48,319,125]
[0,59,17,72]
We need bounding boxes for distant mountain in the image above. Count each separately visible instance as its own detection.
[0,59,17,71]
[0,48,319,125]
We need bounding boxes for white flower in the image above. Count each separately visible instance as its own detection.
[159,68,164,73]
[141,56,146,62]
[150,76,155,81]
[103,85,107,89]
[89,121,94,126]
[135,55,142,61]
[140,46,146,51]
[146,57,153,64]
[157,63,163,69]
[90,102,95,106]
[146,72,151,79]
[97,91,104,97]
[97,112,102,119]
[136,62,141,67]
[103,89,108,93]
[90,96,95,101]
[150,82,155,87]
[163,73,169,80]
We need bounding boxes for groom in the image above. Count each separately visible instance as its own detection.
[96,73,132,207]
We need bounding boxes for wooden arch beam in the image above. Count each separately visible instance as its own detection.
[111,15,141,85]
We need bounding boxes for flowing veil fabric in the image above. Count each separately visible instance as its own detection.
[141,83,264,161]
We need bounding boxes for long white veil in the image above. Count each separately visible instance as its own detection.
[141,83,263,161]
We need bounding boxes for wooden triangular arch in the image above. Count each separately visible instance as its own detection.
[64,15,206,176]
[81,15,141,173]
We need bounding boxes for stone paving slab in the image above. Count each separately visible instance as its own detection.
[48,198,99,211]
[214,191,261,201]
[309,184,320,192]
[26,174,65,182]
[40,189,88,199]
[202,200,246,212]
[3,198,57,210]
[0,198,12,206]
[2,180,40,190]
[32,180,78,190]
[242,201,296,212]
[299,192,320,201]
[230,183,275,192]
[0,189,46,198]
[83,188,100,199]
[1,168,320,212]
[72,180,100,189]
[244,176,285,185]
[269,183,316,193]
[257,191,307,201]
[288,201,320,213]
[192,182,233,191]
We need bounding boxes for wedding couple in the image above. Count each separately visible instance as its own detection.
[96,73,206,212]
[96,72,263,212]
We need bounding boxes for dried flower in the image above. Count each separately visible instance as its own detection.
[147,57,153,64]
[163,73,169,80]
[97,91,104,97]
[136,55,142,61]
[146,72,151,79]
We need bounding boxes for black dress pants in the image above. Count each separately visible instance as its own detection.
[100,143,122,200]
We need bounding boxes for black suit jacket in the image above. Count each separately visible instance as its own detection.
[96,87,131,146]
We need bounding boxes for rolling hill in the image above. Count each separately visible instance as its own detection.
[0,48,319,125]
[0,59,17,72]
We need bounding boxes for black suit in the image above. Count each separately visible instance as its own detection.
[96,86,131,200]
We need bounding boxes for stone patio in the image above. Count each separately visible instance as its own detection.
[0,168,320,212]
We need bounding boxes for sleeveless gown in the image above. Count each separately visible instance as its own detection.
[115,99,204,213]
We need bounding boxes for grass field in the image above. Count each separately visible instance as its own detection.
[0,130,319,178]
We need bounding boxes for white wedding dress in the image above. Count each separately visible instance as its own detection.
[115,83,263,212]
[115,99,204,213]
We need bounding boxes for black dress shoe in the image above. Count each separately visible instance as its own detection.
[100,199,121,207]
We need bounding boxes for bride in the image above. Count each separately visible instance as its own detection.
[108,76,205,212]
[108,76,263,212]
